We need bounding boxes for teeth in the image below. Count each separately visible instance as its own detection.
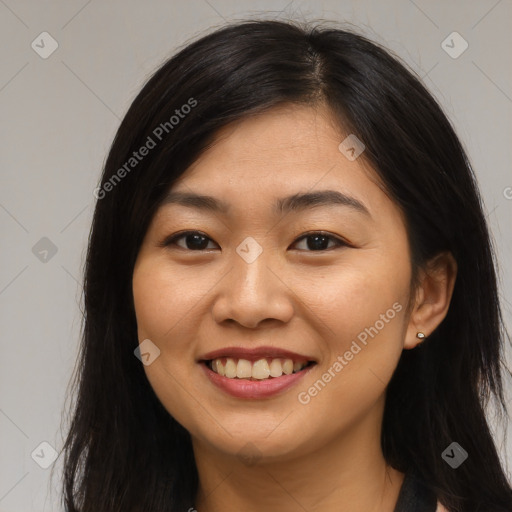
[269,359,283,377]
[224,358,237,378]
[213,359,225,376]
[209,357,310,380]
[236,359,252,378]
[252,359,270,380]
[282,359,293,375]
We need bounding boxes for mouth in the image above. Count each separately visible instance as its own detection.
[197,347,318,399]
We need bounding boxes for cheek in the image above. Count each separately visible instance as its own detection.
[295,295,406,422]
[132,261,207,430]
[142,362,207,440]
[290,250,410,403]
[291,253,410,345]
[132,260,203,340]
[132,262,200,388]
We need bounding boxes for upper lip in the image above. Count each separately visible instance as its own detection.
[198,345,317,363]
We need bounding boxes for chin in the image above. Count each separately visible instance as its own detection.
[193,423,311,463]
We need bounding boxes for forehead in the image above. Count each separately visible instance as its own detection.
[164,104,395,221]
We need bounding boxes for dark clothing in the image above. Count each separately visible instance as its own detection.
[394,472,438,512]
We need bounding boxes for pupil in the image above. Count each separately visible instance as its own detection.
[187,234,208,250]
[307,235,328,251]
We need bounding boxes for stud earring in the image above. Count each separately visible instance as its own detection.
[416,332,426,339]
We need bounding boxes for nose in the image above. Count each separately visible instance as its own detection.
[211,242,294,329]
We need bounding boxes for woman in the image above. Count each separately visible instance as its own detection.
[60,19,512,511]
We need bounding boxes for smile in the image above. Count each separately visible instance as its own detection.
[206,357,315,380]
[198,345,318,399]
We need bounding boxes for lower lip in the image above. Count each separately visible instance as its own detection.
[200,362,316,399]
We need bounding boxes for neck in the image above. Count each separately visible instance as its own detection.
[192,401,405,512]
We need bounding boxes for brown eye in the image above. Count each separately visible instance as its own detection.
[161,231,218,251]
[291,232,347,251]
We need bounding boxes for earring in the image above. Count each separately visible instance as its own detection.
[416,332,426,339]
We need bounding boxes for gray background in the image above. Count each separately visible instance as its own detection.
[1,1,511,510]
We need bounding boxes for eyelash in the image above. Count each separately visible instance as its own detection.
[159,230,349,252]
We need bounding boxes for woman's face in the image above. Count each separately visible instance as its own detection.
[132,103,418,463]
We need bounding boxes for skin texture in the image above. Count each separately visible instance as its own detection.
[132,103,457,512]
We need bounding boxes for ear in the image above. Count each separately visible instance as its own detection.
[404,251,458,349]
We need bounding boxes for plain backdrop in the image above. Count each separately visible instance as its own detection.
[1,1,511,510]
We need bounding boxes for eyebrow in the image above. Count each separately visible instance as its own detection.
[161,189,371,217]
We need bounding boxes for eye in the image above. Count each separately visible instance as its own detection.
[291,231,347,251]
[160,230,348,252]
[159,231,219,251]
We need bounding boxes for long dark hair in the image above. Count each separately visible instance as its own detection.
[59,19,512,511]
